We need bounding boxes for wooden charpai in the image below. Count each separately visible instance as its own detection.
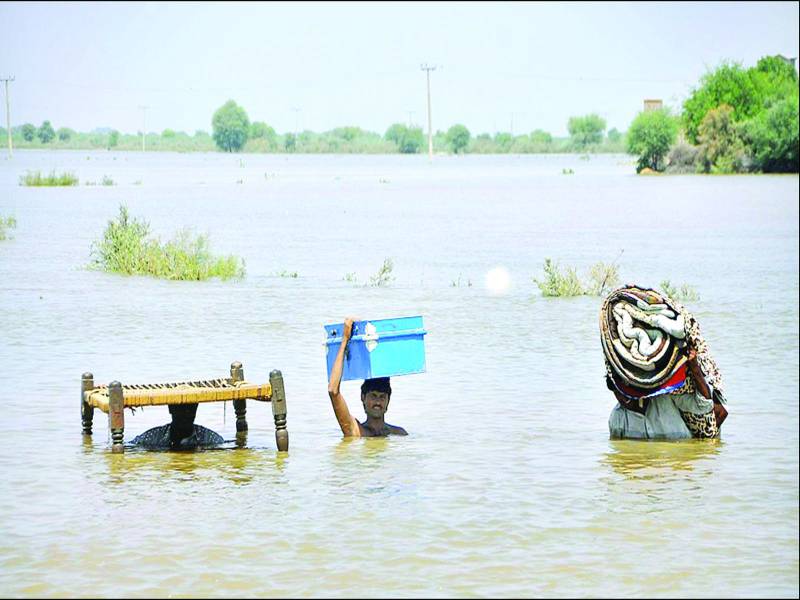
[80,362,288,453]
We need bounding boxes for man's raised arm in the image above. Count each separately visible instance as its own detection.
[327,317,361,437]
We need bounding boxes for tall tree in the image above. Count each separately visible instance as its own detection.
[626,108,678,172]
[385,123,424,153]
[37,120,55,143]
[212,100,250,152]
[21,123,36,142]
[567,114,606,149]
[446,124,471,153]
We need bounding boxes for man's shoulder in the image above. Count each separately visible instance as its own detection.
[386,423,408,436]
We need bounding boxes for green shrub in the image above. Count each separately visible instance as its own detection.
[19,170,79,186]
[585,262,620,296]
[660,280,699,302]
[90,205,245,281]
[742,95,799,173]
[0,215,17,241]
[666,141,699,174]
[534,259,621,297]
[696,105,747,173]
[368,258,395,287]
[534,259,584,297]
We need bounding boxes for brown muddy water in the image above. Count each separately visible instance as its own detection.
[0,151,797,597]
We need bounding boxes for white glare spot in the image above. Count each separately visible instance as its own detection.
[485,266,511,295]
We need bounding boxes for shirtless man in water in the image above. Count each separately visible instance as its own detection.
[327,317,408,437]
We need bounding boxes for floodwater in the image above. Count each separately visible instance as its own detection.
[0,151,797,597]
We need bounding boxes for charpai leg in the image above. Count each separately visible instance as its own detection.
[81,372,94,434]
[108,381,125,454]
[230,361,247,432]
[270,369,288,452]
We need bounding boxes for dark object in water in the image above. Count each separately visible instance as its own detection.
[131,423,224,450]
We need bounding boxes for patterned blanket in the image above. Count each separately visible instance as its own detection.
[600,285,726,403]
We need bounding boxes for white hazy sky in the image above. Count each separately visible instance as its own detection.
[1,1,798,137]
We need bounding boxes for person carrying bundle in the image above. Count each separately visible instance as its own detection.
[600,285,728,439]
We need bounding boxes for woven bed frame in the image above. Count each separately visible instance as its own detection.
[81,362,288,453]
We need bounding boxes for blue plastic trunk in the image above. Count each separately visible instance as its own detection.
[324,316,427,381]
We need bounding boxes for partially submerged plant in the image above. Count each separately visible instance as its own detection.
[90,204,245,281]
[19,170,79,186]
[585,261,620,297]
[660,280,700,302]
[534,256,622,298]
[0,215,17,241]
[534,258,584,297]
[368,257,395,287]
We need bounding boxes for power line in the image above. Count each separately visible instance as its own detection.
[420,63,436,162]
[1,76,14,158]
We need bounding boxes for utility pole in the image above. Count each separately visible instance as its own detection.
[420,63,436,162]
[291,107,301,137]
[1,76,13,158]
[138,105,148,151]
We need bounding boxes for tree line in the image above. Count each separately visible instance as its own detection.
[209,99,625,155]
[7,54,794,171]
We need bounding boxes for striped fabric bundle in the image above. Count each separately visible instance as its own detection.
[600,286,725,403]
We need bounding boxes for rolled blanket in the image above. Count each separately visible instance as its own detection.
[600,285,725,402]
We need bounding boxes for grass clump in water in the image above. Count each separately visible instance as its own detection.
[0,215,17,240]
[19,170,79,186]
[660,280,699,302]
[368,257,395,287]
[90,205,245,281]
[534,258,584,297]
[534,258,621,297]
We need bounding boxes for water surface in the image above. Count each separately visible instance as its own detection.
[0,151,797,597]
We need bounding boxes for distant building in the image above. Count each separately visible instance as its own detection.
[643,99,663,112]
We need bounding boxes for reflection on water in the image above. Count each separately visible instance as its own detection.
[101,444,288,489]
[0,152,797,597]
[603,438,722,478]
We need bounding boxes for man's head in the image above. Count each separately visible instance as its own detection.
[168,403,199,440]
[361,377,392,418]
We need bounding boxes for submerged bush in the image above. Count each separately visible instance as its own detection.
[90,205,245,281]
[0,215,17,241]
[19,170,79,186]
[585,261,620,296]
[666,141,699,174]
[534,259,584,297]
[534,259,621,297]
[368,257,395,287]
[660,280,700,302]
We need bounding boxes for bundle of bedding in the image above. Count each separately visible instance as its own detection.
[600,285,725,404]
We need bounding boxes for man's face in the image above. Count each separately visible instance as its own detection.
[362,390,390,418]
